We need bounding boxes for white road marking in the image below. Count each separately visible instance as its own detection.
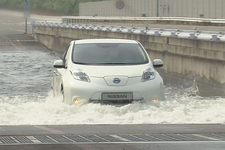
[110,135,131,142]
[193,134,220,141]
[26,136,42,144]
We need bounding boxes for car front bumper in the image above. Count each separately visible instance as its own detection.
[63,74,165,105]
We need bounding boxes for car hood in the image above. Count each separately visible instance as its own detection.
[71,64,153,78]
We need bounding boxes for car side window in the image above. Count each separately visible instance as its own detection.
[62,46,69,62]
[62,44,71,68]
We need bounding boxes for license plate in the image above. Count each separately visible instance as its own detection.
[102,93,133,100]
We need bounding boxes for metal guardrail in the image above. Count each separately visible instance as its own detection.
[61,16,225,24]
[33,22,225,42]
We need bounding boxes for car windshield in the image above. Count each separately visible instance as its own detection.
[72,43,149,65]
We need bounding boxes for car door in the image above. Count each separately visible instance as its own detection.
[53,44,71,95]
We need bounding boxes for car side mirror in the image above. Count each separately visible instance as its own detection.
[153,59,163,68]
[53,60,65,68]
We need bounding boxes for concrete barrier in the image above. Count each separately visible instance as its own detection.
[34,25,225,97]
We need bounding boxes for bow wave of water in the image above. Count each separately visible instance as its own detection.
[0,87,225,125]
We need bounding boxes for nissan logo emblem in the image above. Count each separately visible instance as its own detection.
[113,78,121,84]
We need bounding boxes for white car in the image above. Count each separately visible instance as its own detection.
[52,39,164,104]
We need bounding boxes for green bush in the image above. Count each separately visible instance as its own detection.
[0,0,107,15]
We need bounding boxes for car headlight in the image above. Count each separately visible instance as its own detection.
[70,67,91,83]
[141,67,155,82]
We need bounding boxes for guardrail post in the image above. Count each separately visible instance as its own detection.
[154,31,161,36]
[171,32,178,37]
[212,34,219,41]
[31,21,35,35]
[140,29,147,34]
[190,33,197,39]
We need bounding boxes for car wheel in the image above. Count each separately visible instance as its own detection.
[61,86,65,102]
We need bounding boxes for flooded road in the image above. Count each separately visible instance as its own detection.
[1,9,225,150]
[0,44,225,125]
[0,9,224,126]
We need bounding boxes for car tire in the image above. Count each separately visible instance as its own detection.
[61,86,65,102]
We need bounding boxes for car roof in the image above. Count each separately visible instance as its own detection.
[74,39,138,44]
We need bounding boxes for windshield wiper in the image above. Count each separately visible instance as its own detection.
[100,63,134,65]
[74,62,92,65]
[74,62,144,65]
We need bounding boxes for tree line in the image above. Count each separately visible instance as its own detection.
[0,0,107,15]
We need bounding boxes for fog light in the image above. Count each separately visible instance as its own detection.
[152,98,158,103]
[74,98,81,104]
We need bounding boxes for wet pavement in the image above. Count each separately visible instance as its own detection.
[1,124,225,150]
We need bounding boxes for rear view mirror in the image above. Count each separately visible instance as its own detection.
[153,59,163,68]
[53,60,65,68]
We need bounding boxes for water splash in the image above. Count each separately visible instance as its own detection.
[0,87,225,125]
